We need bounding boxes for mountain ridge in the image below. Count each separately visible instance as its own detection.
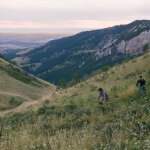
[13,20,150,84]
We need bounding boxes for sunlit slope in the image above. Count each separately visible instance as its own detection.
[0,57,56,111]
[0,52,150,149]
[50,51,150,106]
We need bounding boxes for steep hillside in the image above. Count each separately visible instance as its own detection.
[0,55,56,111]
[14,20,150,84]
[0,52,150,149]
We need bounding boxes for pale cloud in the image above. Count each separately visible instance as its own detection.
[0,0,150,33]
[0,0,149,10]
[0,20,129,29]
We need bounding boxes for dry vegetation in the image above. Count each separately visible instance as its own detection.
[0,53,150,150]
[0,57,56,112]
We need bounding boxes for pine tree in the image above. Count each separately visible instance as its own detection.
[72,73,80,84]
[58,78,66,88]
[143,43,149,53]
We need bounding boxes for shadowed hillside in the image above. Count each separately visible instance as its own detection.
[14,20,150,84]
[0,51,150,149]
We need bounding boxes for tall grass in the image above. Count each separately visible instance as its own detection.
[0,53,150,150]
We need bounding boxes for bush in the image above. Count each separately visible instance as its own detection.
[64,104,78,114]
[143,43,150,53]
[37,105,64,117]
[9,97,23,108]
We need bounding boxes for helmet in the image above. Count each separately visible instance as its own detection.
[98,88,103,91]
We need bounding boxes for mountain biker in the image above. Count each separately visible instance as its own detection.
[97,88,109,105]
[136,76,146,92]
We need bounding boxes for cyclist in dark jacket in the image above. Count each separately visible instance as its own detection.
[136,76,146,91]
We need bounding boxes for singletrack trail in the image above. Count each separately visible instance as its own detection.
[0,91,53,117]
[0,91,32,101]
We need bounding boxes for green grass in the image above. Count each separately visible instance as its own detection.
[0,57,51,88]
[0,63,41,87]
[0,53,150,150]
[0,57,56,108]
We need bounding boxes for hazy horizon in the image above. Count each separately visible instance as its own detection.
[0,0,150,33]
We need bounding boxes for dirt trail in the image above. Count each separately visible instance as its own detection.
[0,91,53,117]
[0,91,32,101]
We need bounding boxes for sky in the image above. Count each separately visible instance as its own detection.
[0,0,150,33]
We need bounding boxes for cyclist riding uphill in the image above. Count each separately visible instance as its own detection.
[136,76,146,92]
[97,88,109,105]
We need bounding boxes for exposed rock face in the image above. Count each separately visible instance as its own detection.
[117,41,126,54]
[118,31,150,55]
[96,30,150,59]
[96,48,112,59]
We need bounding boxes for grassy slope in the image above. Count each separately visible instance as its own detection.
[0,52,150,149]
[0,57,56,111]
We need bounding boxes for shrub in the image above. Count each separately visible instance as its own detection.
[9,97,22,108]
[143,43,150,53]
[37,105,56,116]
[124,72,136,79]
[64,104,78,114]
